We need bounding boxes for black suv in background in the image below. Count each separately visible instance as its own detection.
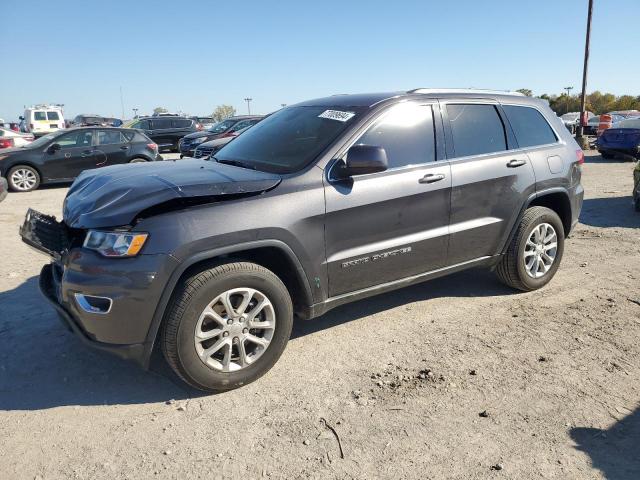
[1,127,161,191]
[72,115,122,127]
[126,116,197,152]
[179,116,263,158]
[22,89,583,392]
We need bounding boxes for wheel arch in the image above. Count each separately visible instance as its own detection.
[141,240,314,368]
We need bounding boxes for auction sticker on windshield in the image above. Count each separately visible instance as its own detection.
[318,110,356,122]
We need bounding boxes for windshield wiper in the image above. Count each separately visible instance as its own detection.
[215,158,256,170]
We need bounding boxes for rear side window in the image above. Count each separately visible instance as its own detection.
[446,104,507,157]
[47,112,60,121]
[97,130,124,145]
[503,105,557,148]
[172,119,192,128]
[151,118,172,129]
[355,103,435,169]
[34,111,46,121]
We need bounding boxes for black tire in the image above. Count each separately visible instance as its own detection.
[634,197,640,213]
[7,165,41,192]
[129,157,148,163]
[600,151,614,159]
[161,262,293,392]
[496,206,565,292]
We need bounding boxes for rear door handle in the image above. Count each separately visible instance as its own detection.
[419,173,446,184]
[80,150,93,157]
[507,159,526,168]
[120,145,129,150]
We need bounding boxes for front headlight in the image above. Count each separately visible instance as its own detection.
[83,230,148,257]
[192,137,207,144]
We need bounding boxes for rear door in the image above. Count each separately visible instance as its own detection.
[41,130,95,180]
[442,101,536,265]
[94,129,129,167]
[150,118,174,149]
[324,102,451,297]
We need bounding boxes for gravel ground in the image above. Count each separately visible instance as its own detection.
[0,151,639,480]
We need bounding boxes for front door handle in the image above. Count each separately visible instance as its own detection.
[507,159,526,168]
[120,145,129,150]
[419,173,446,184]
[80,150,93,157]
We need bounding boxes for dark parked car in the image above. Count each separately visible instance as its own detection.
[179,116,262,158]
[193,125,253,159]
[126,116,197,152]
[72,115,122,127]
[21,89,583,392]
[1,127,161,192]
[595,117,640,160]
[190,116,216,130]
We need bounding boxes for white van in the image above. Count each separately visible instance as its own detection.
[22,105,65,136]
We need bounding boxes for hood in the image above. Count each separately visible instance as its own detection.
[63,158,281,229]
[0,145,31,156]
[200,136,233,148]
[182,131,217,141]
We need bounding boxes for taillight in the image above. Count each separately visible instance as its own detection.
[147,143,158,152]
[576,149,585,165]
[196,123,203,131]
[0,138,15,149]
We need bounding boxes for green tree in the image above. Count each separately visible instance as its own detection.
[153,107,168,114]
[211,105,236,122]
[516,88,533,97]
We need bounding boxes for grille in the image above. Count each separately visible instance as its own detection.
[20,209,71,258]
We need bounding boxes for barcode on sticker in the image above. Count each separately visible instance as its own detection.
[318,110,356,122]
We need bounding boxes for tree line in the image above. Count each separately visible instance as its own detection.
[516,89,640,115]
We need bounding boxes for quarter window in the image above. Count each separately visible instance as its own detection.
[355,103,435,169]
[446,104,507,157]
[503,105,557,148]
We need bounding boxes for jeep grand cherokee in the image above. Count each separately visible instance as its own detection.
[21,89,584,392]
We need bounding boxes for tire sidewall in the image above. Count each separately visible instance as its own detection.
[7,165,40,192]
[173,269,293,391]
[515,210,565,290]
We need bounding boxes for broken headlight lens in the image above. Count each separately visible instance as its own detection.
[83,230,148,257]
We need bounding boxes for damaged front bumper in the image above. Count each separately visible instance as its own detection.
[20,209,179,368]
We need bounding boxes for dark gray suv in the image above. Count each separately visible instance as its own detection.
[21,89,584,392]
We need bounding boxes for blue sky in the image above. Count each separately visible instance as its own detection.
[1,0,639,120]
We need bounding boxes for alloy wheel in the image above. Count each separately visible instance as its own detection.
[523,222,557,278]
[194,288,276,372]
[10,168,37,191]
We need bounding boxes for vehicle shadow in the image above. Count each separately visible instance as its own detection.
[0,268,514,410]
[570,406,640,479]
[579,196,640,228]
[0,276,196,411]
[292,268,513,339]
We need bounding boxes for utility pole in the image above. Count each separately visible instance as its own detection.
[564,86,573,114]
[244,97,253,115]
[576,0,594,144]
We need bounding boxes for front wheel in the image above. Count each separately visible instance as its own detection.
[162,262,293,392]
[7,165,41,192]
[496,206,565,291]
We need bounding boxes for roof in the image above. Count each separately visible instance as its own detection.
[295,88,532,109]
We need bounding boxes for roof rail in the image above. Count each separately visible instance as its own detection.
[408,88,525,96]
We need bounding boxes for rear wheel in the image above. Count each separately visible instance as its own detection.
[7,165,40,192]
[129,157,148,163]
[162,262,293,392]
[496,206,565,291]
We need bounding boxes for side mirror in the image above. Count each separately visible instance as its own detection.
[336,144,388,178]
[48,143,61,153]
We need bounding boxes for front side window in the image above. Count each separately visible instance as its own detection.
[55,130,93,148]
[503,105,557,148]
[97,130,124,145]
[215,105,365,173]
[34,111,46,121]
[151,118,172,129]
[47,112,60,121]
[355,103,435,169]
[132,119,150,130]
[446,104,507,157]
[229,120,253,132]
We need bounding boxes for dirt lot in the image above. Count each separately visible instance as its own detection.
[0,151,639,480]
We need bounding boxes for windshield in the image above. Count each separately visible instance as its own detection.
[613,118,640,129]
[215,105,364,174]
[27,133,58,148]
[208,119,236,134]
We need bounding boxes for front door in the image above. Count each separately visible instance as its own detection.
[324,102,451,297]
[41,129,95,180]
